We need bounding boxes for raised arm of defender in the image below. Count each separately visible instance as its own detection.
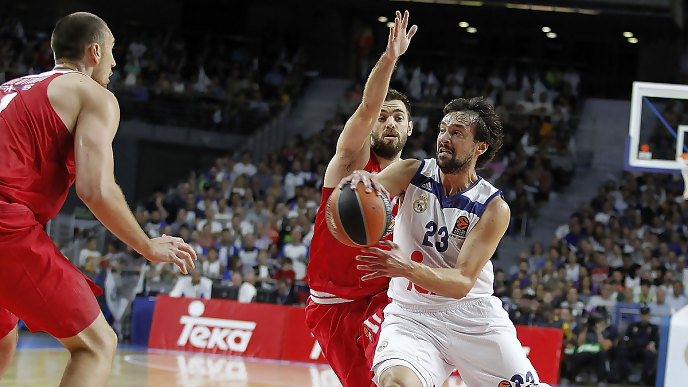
[323,10,417,188]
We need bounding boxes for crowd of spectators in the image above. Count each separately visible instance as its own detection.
[0,17,306,131]
[497,172,688,385]
[55,56,585,344]
[57,64,582,350]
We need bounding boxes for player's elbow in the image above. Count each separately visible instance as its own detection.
[449,276,475,299]
[76,182,101,203]
[76,179,110,205]
[361,99,376,115]
[449,287,470,300]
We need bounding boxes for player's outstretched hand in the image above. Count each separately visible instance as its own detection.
[385,10,418,61]
[337,170,390,198]
[356,240,415,281]
[145,235,198,274]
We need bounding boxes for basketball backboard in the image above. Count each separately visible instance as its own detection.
[626,81,688,174]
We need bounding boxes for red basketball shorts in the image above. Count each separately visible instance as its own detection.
[305,290,389,387]
[0,202,102,339]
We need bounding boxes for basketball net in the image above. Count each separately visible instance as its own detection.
[679,153,688,200]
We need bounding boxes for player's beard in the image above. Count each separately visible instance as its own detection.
[437,146,474,174]
[371,130,406,159]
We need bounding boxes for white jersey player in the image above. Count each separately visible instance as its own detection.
[389,157,499,306]
[347,97,548,387]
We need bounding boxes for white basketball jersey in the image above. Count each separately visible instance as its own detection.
[389,158,502,307]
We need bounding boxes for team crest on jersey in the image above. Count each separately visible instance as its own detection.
[413,195,428,213]
[451,216,470,239]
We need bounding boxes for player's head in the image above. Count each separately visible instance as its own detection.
[51,12,116,88]
[371,89,413,160]
[436,97,503,174]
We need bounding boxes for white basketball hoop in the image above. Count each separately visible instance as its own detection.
[678,153,688,200]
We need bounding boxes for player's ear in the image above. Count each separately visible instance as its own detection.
[407,120,413,136]
[476,142,488,155]
[87,43,101,64]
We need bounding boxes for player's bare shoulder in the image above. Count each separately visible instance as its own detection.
[484,194,510,219]
[48,73,118,133]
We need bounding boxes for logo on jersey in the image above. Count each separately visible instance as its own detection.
[413,195,428,213]
[362,326,373,343]
[382,216,395,238]
[377,339,388,352]
[420,181,433,192]
[498,381,513,387]
[450,216,470,239]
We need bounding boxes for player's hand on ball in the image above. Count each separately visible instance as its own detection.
[146,234,197,274]
[356,240,415,280]
[338,170,389,198]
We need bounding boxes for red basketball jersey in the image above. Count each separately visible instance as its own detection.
[307,151,398,301]
[0,70,79,224]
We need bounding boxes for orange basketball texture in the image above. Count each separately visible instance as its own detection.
[325,182,392,247]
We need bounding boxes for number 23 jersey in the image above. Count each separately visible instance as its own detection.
[389,158,502,307]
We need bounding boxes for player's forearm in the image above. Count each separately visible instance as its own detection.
[361,53,396,113]
[406,264,474,299]
[79,182,152,257]
[335,53,397,157]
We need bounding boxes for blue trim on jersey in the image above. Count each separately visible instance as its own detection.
[473,190,503,217]
[409,159,431,191]
[409,159,502,214]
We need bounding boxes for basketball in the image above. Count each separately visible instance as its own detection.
[325,182,393,247]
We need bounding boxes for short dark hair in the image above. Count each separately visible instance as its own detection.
[442,97,503,168]
[385,89,411,117]
[51,12,108,61]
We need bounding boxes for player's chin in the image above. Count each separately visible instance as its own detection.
[436,153,452,161]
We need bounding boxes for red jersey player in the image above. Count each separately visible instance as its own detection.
[0,13,196,386]
[305,10,417,387]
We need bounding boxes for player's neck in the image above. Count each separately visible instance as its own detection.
[375,152,401,170]
[53,61,88,75]
[440,169,479,196]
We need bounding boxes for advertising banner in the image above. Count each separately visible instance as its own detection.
[149,296,563,384]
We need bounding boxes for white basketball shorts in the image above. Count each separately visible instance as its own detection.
[372,296,544,387]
